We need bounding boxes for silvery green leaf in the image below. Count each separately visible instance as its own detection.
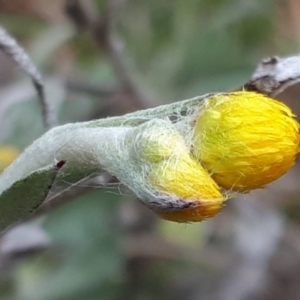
[0,161,65,232]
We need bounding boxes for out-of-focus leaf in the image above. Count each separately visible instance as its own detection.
[13,190,124,300]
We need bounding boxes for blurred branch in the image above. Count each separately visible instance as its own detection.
[244,55,300,97]
[0,25,56,129]
[65,0,156,111]
[66,78,114,98]
[65,0,127,85]
[0,222,50,269]
[0,225,225,272]
[124,234,231,270]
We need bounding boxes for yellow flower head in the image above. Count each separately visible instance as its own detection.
[193,91,300,192]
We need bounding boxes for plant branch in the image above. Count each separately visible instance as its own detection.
[244,55,300,97]
[0,25,56,130]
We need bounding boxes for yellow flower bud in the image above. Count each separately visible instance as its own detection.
[193,91,300,192]
[134,120,226,223]
[137,121,187,163]
[149,154,225,222]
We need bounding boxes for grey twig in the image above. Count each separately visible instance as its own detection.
[244,54,300,97]
[0,25,56,130]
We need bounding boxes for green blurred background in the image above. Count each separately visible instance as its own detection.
[0,0,300,299]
